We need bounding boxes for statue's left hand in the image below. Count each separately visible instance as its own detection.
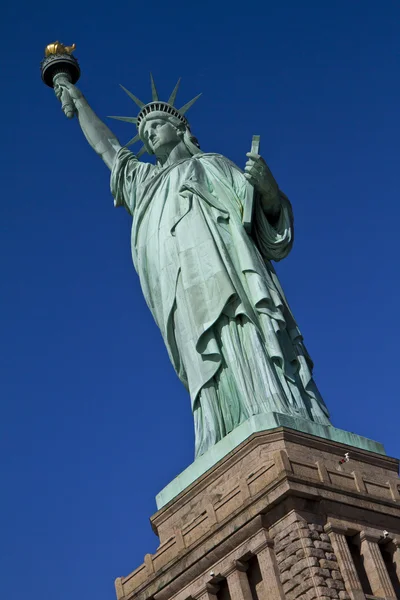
[244,153,279,206]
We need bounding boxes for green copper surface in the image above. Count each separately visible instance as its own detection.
[49,75,365,462]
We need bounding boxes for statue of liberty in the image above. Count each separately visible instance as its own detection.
[53,73,331,457]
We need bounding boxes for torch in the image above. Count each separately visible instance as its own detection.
[41,41,80,118]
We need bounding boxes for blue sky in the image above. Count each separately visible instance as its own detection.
[1,1,400,599]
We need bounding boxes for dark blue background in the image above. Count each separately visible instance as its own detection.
[1,2,399,599]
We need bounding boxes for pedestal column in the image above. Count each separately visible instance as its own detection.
[254,541,284,600]
[324,524,365,600]
[225,561,253,600]
[195,583,219,600]
[392,539,400,584]
[358,531,396,600]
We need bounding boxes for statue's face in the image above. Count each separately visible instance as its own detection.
[142,117,181,155]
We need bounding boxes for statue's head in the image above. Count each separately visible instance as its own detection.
[141,114,185,156]
[108,75,201,159]
[140,112,201,158]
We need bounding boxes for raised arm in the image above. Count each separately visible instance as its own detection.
[54,77,121,170]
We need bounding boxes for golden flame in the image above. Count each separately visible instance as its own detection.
[45,41,76,57]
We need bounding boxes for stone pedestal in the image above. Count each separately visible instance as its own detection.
[115,428,400,600]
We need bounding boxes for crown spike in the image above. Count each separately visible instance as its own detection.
[107,115,138,124]
[150,73,159,102]
[136,145,147,158]
[119,84,145,108]
[179,93,202,116]
[124,133,141,147]
[167,78,181,106]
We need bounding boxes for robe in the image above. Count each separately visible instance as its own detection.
[111,147,331,456]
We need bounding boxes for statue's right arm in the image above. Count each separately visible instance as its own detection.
[55,78,121,170]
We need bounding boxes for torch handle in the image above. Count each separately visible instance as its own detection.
[61,89,75,119]
[53,72,75,119]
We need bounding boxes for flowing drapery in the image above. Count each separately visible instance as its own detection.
[111,148,330,456]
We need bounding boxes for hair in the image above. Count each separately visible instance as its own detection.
[181,127,202,156]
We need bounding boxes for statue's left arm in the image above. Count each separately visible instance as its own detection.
[244,152,281,219]
[240,152,294,262]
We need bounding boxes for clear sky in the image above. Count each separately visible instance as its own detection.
[1,1,400,599]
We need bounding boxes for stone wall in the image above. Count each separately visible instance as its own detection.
[275,519,347,600]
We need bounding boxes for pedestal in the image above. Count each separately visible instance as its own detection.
[115,427,400,600]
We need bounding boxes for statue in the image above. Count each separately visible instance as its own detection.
[43,45,331,457]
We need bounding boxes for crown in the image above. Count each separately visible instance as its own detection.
[108,74,201,157]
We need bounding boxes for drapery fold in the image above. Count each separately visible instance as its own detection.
[111,147,331,456]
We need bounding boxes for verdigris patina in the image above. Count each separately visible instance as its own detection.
[52,72,331,457]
